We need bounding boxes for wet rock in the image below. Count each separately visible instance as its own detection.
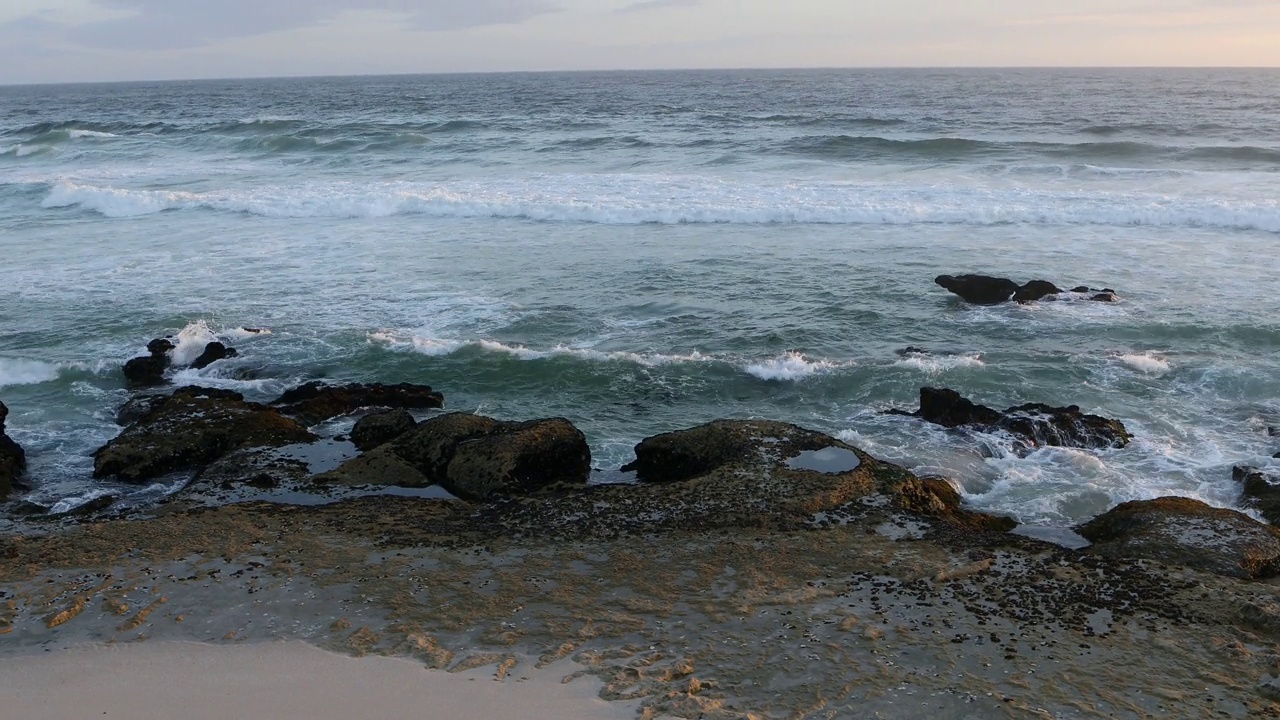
[195,448,311,491]
[936,276,1116,305]
[891,475,1018,533]
[94,389,316,482]
[0,401,26,501]
[1077,497,1280,579]
[1012,280,1061,304]
[322,413,591,501]
[122,337,176,387]
[115,394,169,426]
[934,275,1021,305]
[893,387,1132,451]
[350,408,417,452]
[190,341,238,370]
[1233,465,1280,525]
[272,381,444,426]
[147,338,175,355]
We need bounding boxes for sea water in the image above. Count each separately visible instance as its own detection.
[1,69,1278,525]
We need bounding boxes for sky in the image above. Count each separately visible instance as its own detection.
[2,0,1279,84]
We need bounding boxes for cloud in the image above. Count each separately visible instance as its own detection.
[8,0,559,50]
[615,0,699,13]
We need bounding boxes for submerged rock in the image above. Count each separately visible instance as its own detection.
[1077,497,1280,579]
[350,408,417,452]
[892,387,1132,452]
[94,387,316,482]
[1,401,26,501]
[190,341,238,370]
[936,275,1117,305]
[272,381,445,426]
[320,412,590,501]
[1234,465,1280,525]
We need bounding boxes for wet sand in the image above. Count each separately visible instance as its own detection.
[1,641,635,720]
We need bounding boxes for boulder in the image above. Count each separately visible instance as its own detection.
[1233,465,1280,525]
[122,337,176,387]
[1012,280,1061,304]
[190,341,238,370]
[936,276,1117,305]
[0,401,26,500]
[1077,497,1280,579]
[94,388,316,482]
[893,387,1132,451]
[350,408,417,452]
[272,381,445,426]
[934,275,1020,305]
[614,419,1015,532]
[322,413,591,501]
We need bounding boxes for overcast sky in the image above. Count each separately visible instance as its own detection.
[3,0,1278,84]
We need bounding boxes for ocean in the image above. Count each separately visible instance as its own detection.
[1,68,1278,527]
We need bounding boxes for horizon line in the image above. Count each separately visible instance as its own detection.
[4,64,1278,88]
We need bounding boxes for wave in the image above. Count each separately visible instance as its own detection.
[0,358,62,388]
[37,176,1280,232]
[744,352,843,381]
[1115,352,1172,375]
[370,331,712,367]
[893,352,985,374]
[785,135,988,159]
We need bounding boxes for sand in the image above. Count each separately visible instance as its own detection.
[0,641,638,720]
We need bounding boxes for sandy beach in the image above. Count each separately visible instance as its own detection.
[1,641,636,720]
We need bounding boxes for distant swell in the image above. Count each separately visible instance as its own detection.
[39,176,1280,232]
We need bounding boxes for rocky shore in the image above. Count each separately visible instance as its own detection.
[2,330,1280,718]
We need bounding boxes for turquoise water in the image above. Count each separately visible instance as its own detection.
[2,69,1278,524]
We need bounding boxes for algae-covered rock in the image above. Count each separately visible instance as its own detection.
[1077,497,1280,579]
[350,408,417,452]
[272,381,444,426]
[94,387,316,482]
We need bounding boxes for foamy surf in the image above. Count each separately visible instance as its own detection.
[370,332,712,367]
[1115,352,1173,375]
[893,352,985,374]
[744,352,844,381]
[37,177,1280,232]
[0,358,61,388]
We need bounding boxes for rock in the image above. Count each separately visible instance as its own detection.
[1090,292,1117,302]
[896,346,930,357]
[194,447,311,491]
[1077,497,1280,579]
[1233,465,1280,525]
[1,401,26,501]
[321,413,591,501]
[894,387,1132,451]
[115,393,169,426]
[1012,280,1061,304]
[94,388,315,482]
[272,381,445,426]
[934,275,1020,305]
[350,409,417,452]
[614,419,1014,532]
[122,337,177,387]
[190,341,238,370]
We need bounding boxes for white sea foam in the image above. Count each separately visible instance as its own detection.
[38,177,1280,232]
[0,358,61,388]
[371,331,711,367]
[221,326,273,341]
[1116,352,1172,375]
[68,129,118,139]
[744,352,841,381]
[893,352,985,374]
[169,320,221,366]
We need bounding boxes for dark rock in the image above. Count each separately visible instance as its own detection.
[934,274,1020,305]
[272,381,445,426]
[321,412,590,501]
[1013,280,1061,304]
[194,448,310,491]
[115,394,168,426]
[617,419,1014,532]
[1233,465,1280,525]
[1077,497,1280,579]
[190,341,238,370]
[350,408,417,452]
[1090,292,1117,302]
[896,346,930,357]
[0,401,26,501]
[896,387,1132,451]
[1071,286,1090,293]
[94,389,315,482]
[122,353,169,387]
[147,338,175,355]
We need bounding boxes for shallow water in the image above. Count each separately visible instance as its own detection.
[2,69,1278,524]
